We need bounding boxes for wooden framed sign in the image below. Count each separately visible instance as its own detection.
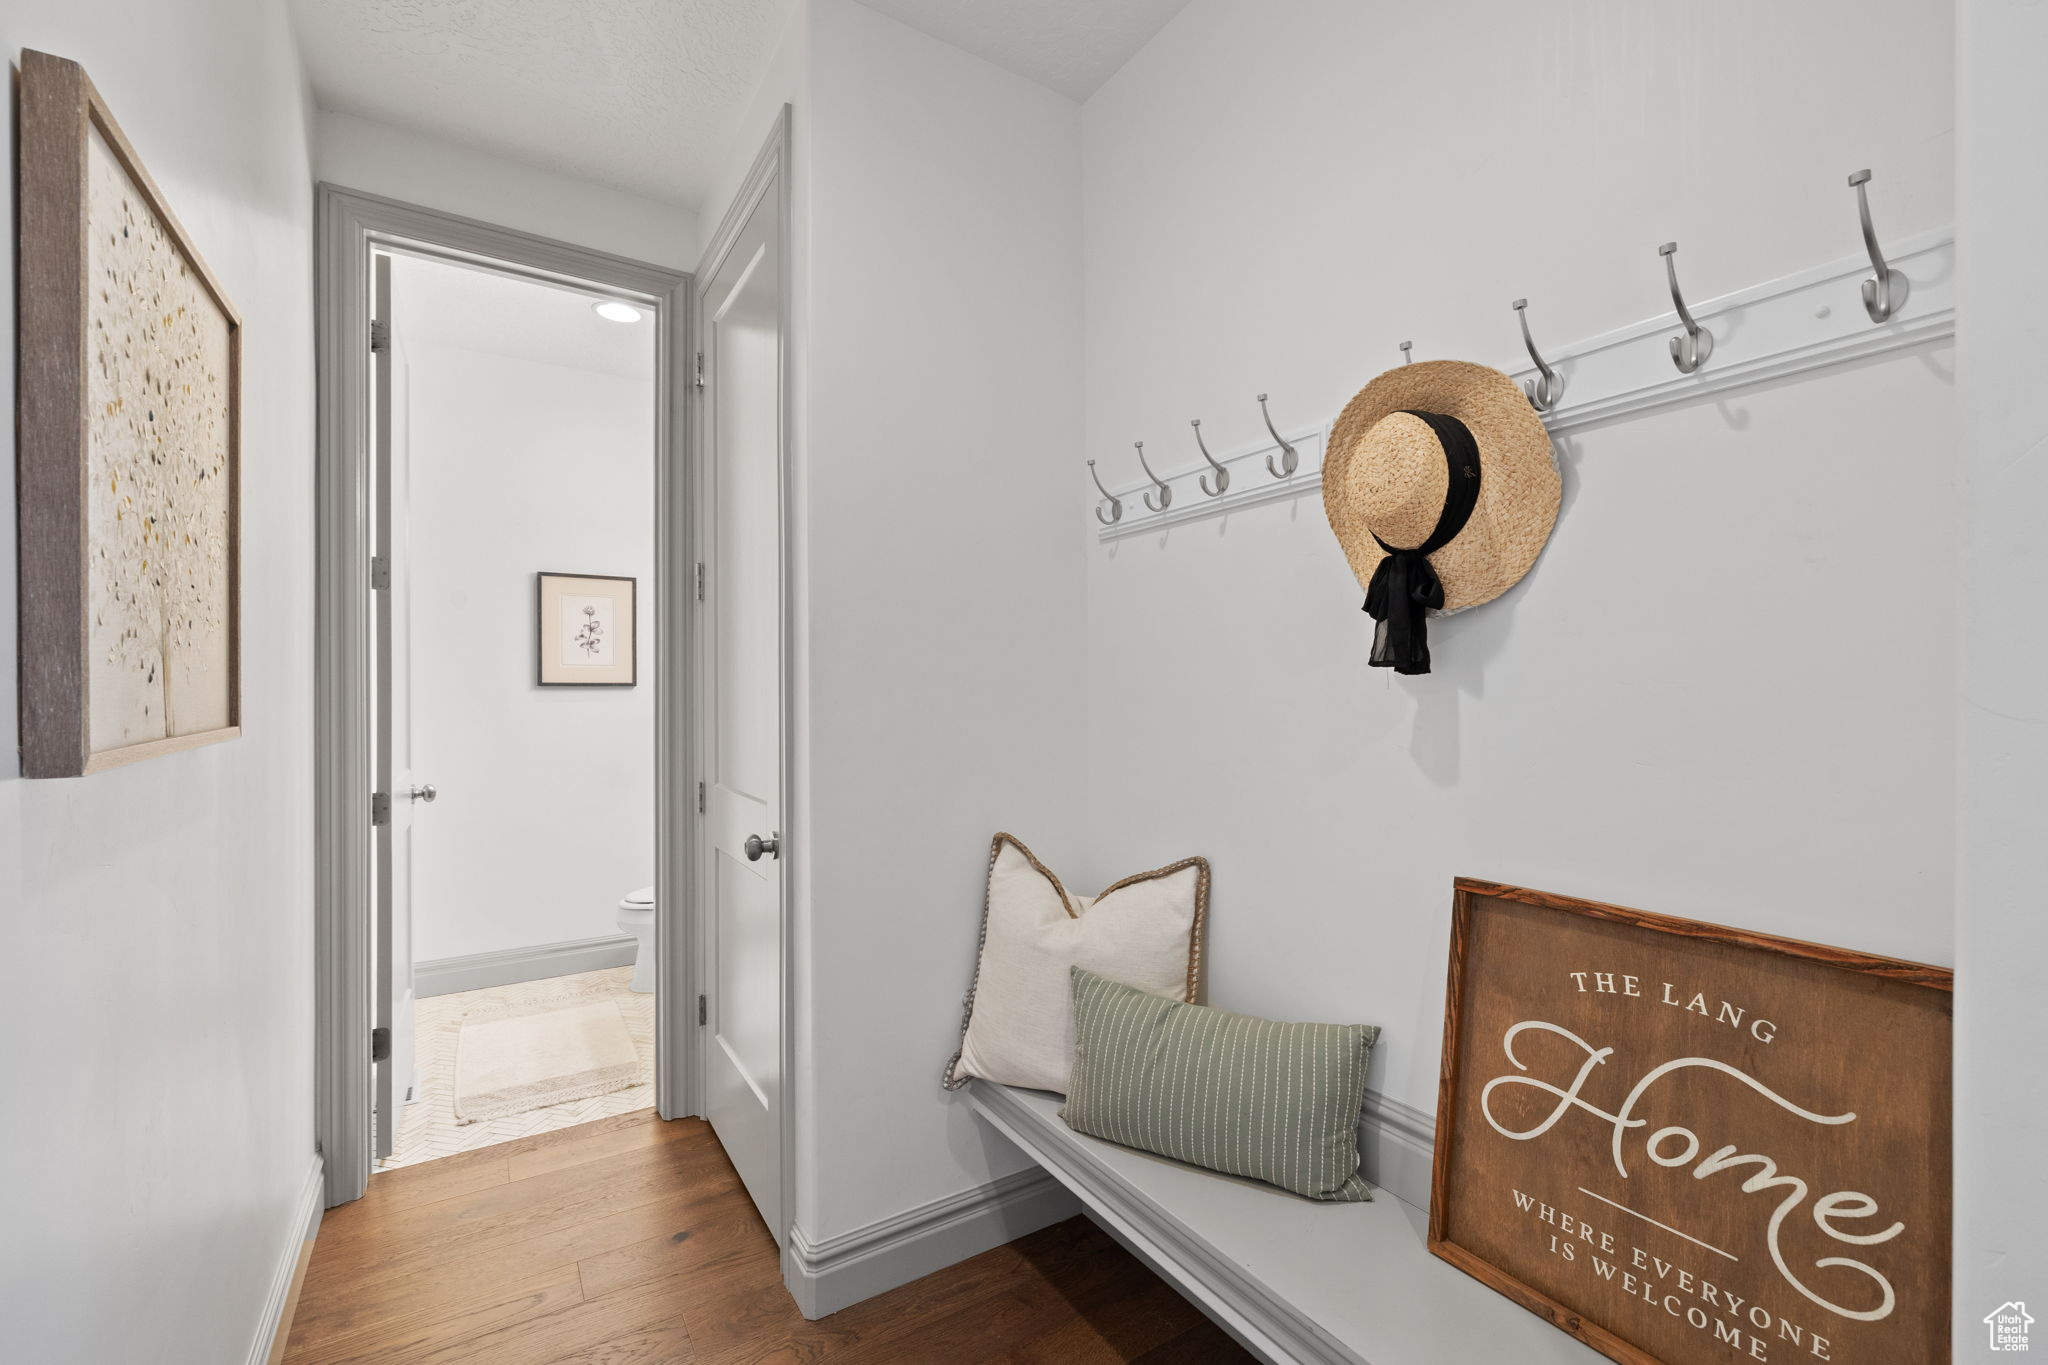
[1431,879,1951,1365]
[16,49,243,777]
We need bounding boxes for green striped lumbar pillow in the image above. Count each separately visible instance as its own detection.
[1061,967,1380,1202]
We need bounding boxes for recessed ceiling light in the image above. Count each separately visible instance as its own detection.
[592,300,643,324]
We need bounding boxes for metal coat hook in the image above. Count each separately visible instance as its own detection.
[1190,420,1229,497]
[1256,394,1298,478]
[1848,169,1909,324]
[1512,298,1565,412]
[1399,340,1414,365]
[1087,459,1122,526]
[1134,441,1172,513]
[1659,242,1714,374]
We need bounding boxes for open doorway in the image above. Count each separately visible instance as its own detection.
[315,140,795,1255]
[314,187,696,1207]
[373,251,661,1167]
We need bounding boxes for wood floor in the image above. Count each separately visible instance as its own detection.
[282,1109,1252,1364]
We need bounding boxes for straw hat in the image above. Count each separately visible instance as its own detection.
[1322,360,1560,673]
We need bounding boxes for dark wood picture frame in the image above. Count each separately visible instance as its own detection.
[16,49,243,777]
[534,571,637,687]
[1430,878,1952,1365]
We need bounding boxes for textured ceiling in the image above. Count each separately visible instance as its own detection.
[856,0,1193,100]
[293,0,1191,208]
[291,0,796,207]
[389,253,656,381]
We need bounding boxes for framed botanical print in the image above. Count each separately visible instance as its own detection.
[16,49,243,777]
[536,572,637,687]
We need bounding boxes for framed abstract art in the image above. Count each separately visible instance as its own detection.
[16,49,243,777]
[535,572,637,687]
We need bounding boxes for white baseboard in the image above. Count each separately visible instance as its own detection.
[783,1166,1081,1319]
[248,1154,324,1365]
[414,934,637,997]
[1358,1087,1437,1211]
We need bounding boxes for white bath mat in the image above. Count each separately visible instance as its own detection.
[452,999,642,1124]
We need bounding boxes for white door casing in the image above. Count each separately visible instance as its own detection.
[694,112,793,1247]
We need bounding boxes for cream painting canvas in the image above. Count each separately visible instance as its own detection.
[84,125,236,750]
[17,50,241,778]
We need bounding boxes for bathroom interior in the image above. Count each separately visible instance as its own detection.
[376,250,660,1168]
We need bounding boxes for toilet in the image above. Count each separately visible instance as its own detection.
[617,886,655,993]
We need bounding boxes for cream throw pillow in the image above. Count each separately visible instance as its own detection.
[943,833,1209,1095]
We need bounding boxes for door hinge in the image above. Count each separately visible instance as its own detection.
[693,351,705,390]
[370,791,391,826]
[697,780,706,814]
[697,994,707,1026]
[369,555,391,591]
[369,319,390,354]
[695,562,705,601]
[371,1026,391,1063]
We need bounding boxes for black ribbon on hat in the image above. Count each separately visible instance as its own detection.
[1362,410,1482,675]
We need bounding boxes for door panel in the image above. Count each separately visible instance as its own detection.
[698,166,786,1243]
[713,261,781,799]
[712,822,780,1103]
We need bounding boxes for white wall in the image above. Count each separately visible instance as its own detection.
[397,326,656,963]
[1953,0,2048,1349]
[704,3,810,262]
[1079,0,1956,1118]
[0,4,318,1362]
[798,0,1086,1245]
[315,109,703,271]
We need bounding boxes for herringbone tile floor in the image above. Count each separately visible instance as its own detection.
[381,967,656,1169]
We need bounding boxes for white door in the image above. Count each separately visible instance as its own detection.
[385,273,421,1136]
[696,145,787,1242]
[370,254,398,1161]
[372,254,424,1161]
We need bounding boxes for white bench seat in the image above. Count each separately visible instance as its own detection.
[965,1079,1606,1365]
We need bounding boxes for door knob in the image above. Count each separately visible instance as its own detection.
[744,831,780,862]
[408,783,437,804]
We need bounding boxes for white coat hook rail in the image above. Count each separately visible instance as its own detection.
[1087,459,1122,526]
[1092,409,1329,541]
[1092,168,1951,543]
[1849,169,1909,323]
[1190,420,1229,496]
[1659,241,1714,374]
[1512,299,1565,411]
[1257,394,1298,478]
